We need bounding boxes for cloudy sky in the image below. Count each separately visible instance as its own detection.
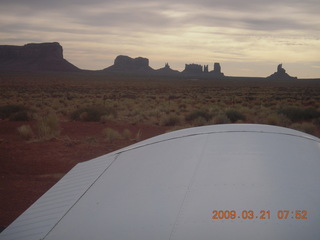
[0,0,319,77]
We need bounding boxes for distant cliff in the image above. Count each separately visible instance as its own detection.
[104,55,154,73]
[0,42,79,72]
[182,62,224,77]
[183,63,203,74]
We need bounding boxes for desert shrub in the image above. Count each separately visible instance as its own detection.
[290,122,317,135]
[123,129,132,140]
[0,105,32,121]
[225,110,246,123]
[185,110,213,122]
[264,113,291,127]
[17,125,34,140]
[161,113,181,126]
[36,113,60,140]
[266,113,279,125]
[10,111,31,121]
[279,107,320,122]
[0,105,26,118]
[100,115,110,123]
[192,116,208,126]
[212,113,231,124]
[104,128,122,143]
[71,106,117,122]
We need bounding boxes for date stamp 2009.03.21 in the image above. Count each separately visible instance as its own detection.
[212,210,308,220]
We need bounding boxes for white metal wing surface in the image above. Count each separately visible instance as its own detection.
[1,124,320,240]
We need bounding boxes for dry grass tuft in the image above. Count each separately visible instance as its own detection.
[17,125,34,140]
[122,129,133,140]
[104,128,122,143]
[36,113,60,140]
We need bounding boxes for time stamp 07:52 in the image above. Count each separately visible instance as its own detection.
[212,210,308,220]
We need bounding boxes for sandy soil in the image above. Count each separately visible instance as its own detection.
[0,120,168,228]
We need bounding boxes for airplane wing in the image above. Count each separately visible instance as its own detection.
[1,124,320,240]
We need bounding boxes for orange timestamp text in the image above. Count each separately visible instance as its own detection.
[212,210,308,220]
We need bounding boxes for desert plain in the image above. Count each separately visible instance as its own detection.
[0,71,320,229]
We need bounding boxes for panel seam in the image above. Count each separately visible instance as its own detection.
[169,134,209,240]
[42,153,121,239]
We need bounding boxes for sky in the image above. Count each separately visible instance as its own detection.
[0,0,319,78]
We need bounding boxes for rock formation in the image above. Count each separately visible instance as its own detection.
[267,64,297,80]
[182,64,203,74]
[277,64,285,74]
[181,62,225,78]
[0,42,228,78]
[213,63,221,74]
[210,62,224,77]
[155,63,180,75]
[0,42,79,72]
[104,55,154,73]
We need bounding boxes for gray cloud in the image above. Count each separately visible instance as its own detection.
[0,0,319,77]
[2,0,319,33]
[239,17,306,31]
[73,7,173,30]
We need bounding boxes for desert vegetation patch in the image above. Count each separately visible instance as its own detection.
[1,72,319,137]
[1,72,320,227]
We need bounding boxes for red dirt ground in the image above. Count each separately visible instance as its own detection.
[0,120,168,228]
